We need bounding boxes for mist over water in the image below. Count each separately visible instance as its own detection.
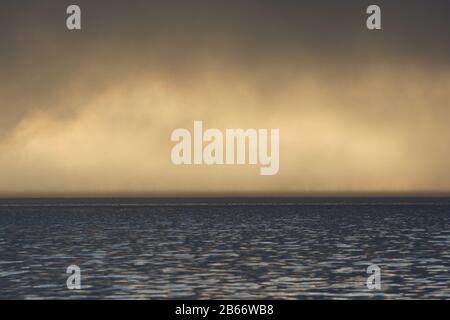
[0,198,449,299]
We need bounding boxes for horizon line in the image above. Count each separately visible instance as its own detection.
[1,191,450,199]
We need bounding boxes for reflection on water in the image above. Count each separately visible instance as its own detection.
[0,198,449,299]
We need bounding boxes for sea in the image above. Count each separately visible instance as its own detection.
[0,197,449,299]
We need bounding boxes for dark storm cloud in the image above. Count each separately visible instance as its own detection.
[2,0,450,73]
[2,0,450,77]
[2,0,448,58]
[0,0,449,193]
[1,0,449,136]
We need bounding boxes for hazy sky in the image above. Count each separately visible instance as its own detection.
[1,0,450,195]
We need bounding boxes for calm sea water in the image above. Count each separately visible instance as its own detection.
[0,197,449,299]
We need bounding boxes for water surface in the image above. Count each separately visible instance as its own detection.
[0,197,449,299]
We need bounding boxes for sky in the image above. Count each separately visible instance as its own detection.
[0,0,450,195]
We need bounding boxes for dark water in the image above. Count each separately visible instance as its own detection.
[0,197,449,299]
